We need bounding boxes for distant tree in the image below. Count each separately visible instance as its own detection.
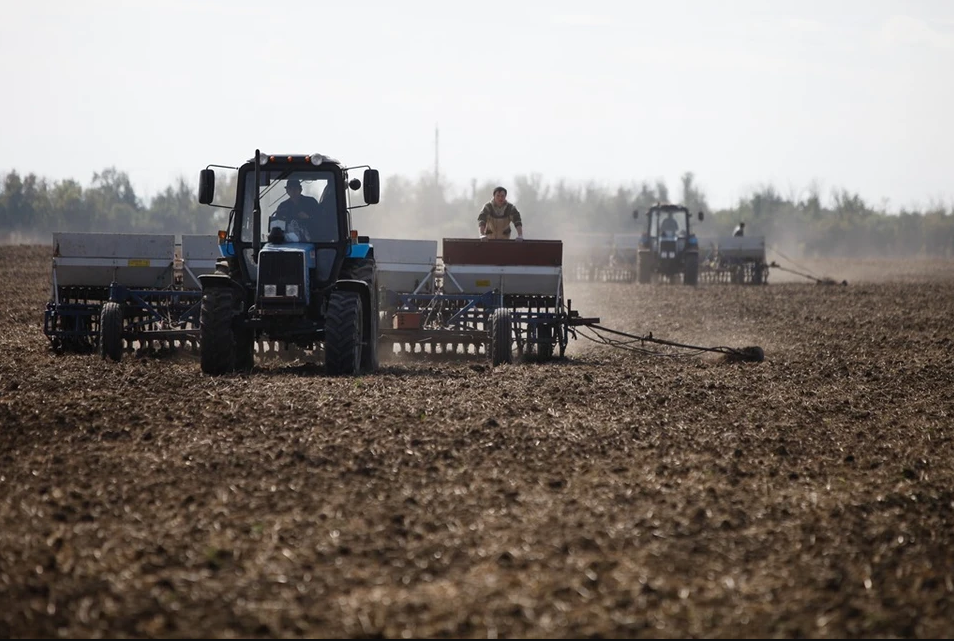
[148,176,219,235]
[750,184,785,220]
[49,179,87,231]
[633,181,662,213]
[1,166,952,258]
[611,185,635,232]
[513,173,548,232]
[800,182,823,220]
[831,189,871,219]
[0,172,25,229]
[90,168,139,208]
[86,168,144,230]
[680,171,709,214]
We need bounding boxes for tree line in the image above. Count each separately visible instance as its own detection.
[2,167,952,258]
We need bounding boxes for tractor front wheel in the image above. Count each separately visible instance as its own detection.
[637,252,653,284]
[200,288,236,375]
[325,290,363,375]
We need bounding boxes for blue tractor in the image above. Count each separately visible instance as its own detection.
[197,150,381,375]
[633,203,704,285]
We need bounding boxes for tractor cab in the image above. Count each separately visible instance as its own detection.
[199,152,379,296]
[639,203,699,242]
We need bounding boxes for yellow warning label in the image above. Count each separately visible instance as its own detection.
[475,279,491,287]
[128,259,150,267]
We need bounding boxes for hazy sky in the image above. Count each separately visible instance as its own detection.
[3,0,953,211]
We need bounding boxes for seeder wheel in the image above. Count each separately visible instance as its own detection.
[490,308,513,366]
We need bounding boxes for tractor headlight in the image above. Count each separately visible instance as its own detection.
[285,284,299,297]
[263,284,278,297]
[310,154,325,166]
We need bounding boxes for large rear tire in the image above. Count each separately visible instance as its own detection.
[342,259,380,373]
[637,252,653,284]
[325,290,363,375]
[100,301,124,362]
[490,308,513,366]
[684,253,699,286]
[360,308,379,372]
[200,288,236,375]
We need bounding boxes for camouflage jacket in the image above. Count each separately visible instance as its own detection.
[477,202,523,239]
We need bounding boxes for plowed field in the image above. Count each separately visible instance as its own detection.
[2,246,953,638]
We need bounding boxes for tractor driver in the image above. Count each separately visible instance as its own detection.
[478,186,525,240]
[272,178,321,242]
[660,210,679,237]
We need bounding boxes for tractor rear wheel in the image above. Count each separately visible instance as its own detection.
[360,307,379,372]
[637,252,653,284]
[342,259,380,373]
[325,290,363,375]
[490,308,513,366]
[100,301,124,362]
[684,253,699,286]
[200,288,236,375]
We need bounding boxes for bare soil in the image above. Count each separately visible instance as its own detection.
[1,245,953,638]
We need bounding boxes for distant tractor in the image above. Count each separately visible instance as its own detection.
[633,203,704,285]
[196,150,381,375]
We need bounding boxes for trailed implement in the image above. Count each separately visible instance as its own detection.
[43,232,220,358]
[698,235,769,285]
[378,238,599,364]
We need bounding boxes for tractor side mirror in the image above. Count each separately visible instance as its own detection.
[632,210,639,219]
[349,178,361,191]
[363,169,380,205]
[198,169,215,205]
[698,211,705,221]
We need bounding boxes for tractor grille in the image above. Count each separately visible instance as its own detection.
[659,239,677,259]
[258,251,305,298]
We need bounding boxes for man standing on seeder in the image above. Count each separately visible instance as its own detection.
[478,186,525,240]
